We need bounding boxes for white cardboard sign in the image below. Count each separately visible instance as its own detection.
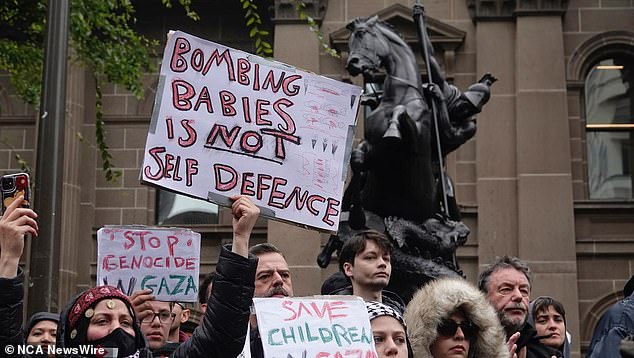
[141,30,362,233]
[96,226,201,302]
[253,297,377,358]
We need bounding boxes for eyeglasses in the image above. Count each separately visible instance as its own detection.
[140,311,175,325]
[437,319,478,340]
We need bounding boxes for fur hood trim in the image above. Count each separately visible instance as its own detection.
[404,277,509,358]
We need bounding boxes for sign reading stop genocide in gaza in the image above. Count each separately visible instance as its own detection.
[141,31,362,233]
[97,226,201,302]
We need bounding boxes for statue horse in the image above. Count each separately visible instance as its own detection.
[316,16,471,303]
[345,16,436,224]
[318,15,496,303]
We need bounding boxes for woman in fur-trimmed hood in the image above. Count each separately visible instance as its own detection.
[404,277,509,358]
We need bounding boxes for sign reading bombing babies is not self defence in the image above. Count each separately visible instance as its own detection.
[96,226,201,302]
[141,30,362,233]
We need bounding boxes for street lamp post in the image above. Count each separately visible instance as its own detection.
[28,0,70,316]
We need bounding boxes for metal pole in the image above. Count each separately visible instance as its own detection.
[28,0,70,316]
[413,0,449,216]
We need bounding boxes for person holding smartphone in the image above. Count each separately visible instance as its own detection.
[0,195,38,352]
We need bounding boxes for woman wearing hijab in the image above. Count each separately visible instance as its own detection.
[404,277,508,358]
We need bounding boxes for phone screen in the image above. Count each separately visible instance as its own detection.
[1,173,30,213]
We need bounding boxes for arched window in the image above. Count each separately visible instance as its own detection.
[585,56,633,200]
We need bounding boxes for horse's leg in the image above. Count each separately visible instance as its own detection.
[383,105,408,141]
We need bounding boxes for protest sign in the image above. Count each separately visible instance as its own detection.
[96,226,201,302]
[141,30,362,233]
[253,297,377,358]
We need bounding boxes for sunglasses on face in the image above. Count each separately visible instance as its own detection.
[437,319,478,340]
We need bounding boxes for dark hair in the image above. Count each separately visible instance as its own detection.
[198,272,216,304]
[532,296,566,324]
[338,230,393,274]
[478,255,532,294]
[249,242,284,257]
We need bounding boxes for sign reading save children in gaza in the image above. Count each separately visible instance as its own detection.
[96,226,201,302]
[253,297,377,358]
[141,31,362,233]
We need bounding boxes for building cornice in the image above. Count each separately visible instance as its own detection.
[329,3,466,54]
[466,0,569,21]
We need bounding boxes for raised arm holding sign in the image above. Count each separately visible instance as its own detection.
[171,195,260,357]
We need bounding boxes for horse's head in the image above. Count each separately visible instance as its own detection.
[345,16,390,81]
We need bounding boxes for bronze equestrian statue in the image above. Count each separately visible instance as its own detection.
[318,3,496,303]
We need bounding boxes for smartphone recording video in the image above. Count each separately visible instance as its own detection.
[1,173,30,214]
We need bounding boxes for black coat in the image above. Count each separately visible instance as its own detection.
[0,268,26,353]
[171,245,257,357]
[516,322,564,358]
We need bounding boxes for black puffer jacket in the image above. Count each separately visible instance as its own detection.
[0,268,25,352]
[171,245,257,357]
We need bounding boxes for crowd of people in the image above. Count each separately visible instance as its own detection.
[0,194,632,357]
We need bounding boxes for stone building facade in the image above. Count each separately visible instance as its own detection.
[0,0,633,356]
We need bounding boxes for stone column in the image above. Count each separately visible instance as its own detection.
[268,0,327,296]
[75,73,98,294]
[475,20,519,266]
[515,11,580,356]
[57,63,87,304]
[470,1,520,269]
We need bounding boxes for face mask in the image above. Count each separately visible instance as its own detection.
[90,327,138,357]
